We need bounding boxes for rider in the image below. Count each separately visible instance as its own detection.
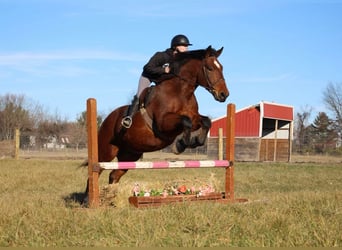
[121,34,192,128]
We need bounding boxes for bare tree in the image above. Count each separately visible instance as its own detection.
[77,110,104,128]
[323,82,342,145]
[67,122,87,151]
[67,111,104,150]
[35,112,68,149]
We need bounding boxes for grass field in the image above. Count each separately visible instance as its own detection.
[0,153,341,247]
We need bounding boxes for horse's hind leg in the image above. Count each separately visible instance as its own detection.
[171,116,192,154]
[83,143,119,204]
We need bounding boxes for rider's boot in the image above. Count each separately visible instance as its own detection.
[121,95,139,128]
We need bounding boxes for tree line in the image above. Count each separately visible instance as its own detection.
[0,93,102,151]
[294,82,342,155]
[1,82,341,155]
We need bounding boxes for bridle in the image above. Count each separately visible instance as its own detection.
[202,59,225,92]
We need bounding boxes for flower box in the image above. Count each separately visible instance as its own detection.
[128,192,225,208]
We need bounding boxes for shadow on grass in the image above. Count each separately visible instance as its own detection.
[63,192,87,208]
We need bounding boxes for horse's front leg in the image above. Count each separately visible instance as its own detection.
[155,113,193,154]
[170,115,192,154]
[108,151,143,184]
[188,115,211,148]
[108,170,128,184]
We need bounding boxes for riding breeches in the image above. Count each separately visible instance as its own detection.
[137,75,151,97]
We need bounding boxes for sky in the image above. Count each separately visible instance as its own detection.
[1,0,342,122]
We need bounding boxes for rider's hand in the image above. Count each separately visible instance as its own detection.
[163,63,170,73]
[164,65,170,73]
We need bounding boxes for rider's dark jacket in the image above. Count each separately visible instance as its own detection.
[142,48,175,84]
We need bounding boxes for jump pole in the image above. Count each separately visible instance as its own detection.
[86,98,238,208]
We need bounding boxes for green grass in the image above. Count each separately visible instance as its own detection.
[0,158,341,247]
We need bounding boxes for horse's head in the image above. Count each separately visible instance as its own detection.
[199,46,229,102]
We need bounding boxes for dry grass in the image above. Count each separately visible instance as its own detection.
[0,140,14,158]
[18,148,88,160]
[0,156,341,247]
[17,148,342,163]
[291,153,342,164]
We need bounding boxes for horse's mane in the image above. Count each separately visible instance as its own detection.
[171,46,219,74]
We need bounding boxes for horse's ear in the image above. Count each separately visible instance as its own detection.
[216,47,224,57]
[205,45,213,57]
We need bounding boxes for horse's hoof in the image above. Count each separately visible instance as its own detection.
[171,141,180,154]
[172,147,180,155]
[171,141,186,155]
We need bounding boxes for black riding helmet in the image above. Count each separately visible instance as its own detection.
[171,34,192,48]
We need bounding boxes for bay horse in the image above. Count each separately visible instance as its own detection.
[85,46,229,197]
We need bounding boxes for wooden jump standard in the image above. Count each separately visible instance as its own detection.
[87,98,241,208]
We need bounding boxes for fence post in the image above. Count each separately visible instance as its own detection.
[87,98,100,208]
[225,103,235,200]
[218,128,223,160]
[14,128,20,160]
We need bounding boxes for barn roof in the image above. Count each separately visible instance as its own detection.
[211,101,294,124]
[237,101,293,121]
[209,101,294,137]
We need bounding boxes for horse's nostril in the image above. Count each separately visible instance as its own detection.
[220,92,228,99]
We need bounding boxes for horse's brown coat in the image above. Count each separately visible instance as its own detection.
[85,46,229,195]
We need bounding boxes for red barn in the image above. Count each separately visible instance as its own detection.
[208,101,294,162]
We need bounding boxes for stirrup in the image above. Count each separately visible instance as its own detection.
[121,116,132,128]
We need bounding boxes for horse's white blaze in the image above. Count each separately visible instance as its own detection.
[214,60,221,69]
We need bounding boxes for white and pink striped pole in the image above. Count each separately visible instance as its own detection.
[98,160,230,170]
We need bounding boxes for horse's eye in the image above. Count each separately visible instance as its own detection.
[206,66,213,71]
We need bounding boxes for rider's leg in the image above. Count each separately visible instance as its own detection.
[121,95,139,128]
[121,76,150,128]
[137,75,151,97]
